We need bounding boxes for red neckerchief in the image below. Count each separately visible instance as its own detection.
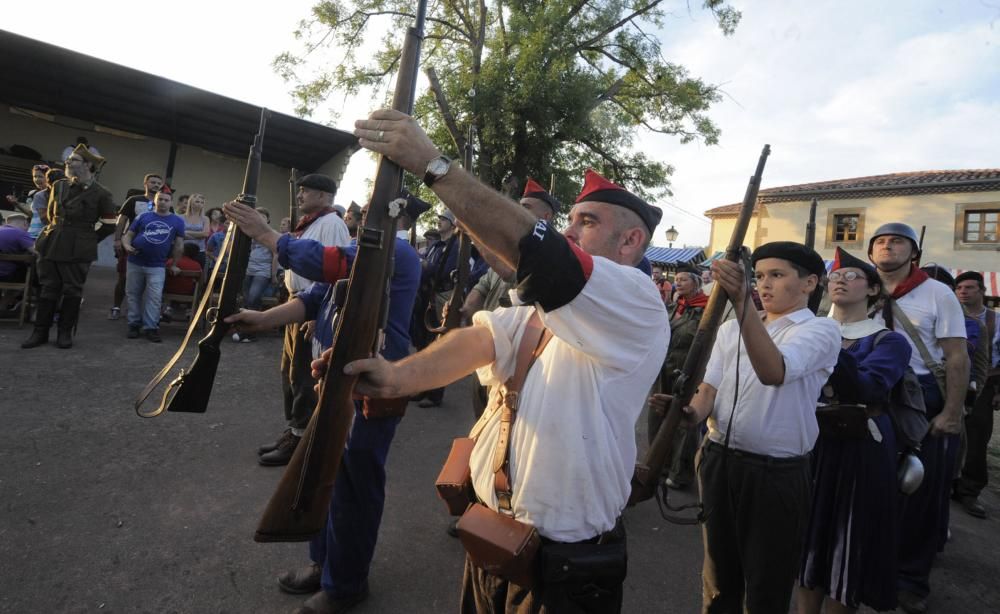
[674,291,708,316]
[293,207,335,237]
[890,265,929,299]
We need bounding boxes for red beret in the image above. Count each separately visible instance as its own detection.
[575,169,662,234]
[522,177,561,214]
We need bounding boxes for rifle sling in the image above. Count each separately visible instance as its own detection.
[134,225,236,416]
[493,311,553,513]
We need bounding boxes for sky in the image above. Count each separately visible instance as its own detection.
[4,0,998,247]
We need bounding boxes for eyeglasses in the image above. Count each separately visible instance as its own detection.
[828,270,863,282]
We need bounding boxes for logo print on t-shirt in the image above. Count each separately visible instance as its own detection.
[143,219,174,244]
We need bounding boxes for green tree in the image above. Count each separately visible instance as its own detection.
[275,0,740,208]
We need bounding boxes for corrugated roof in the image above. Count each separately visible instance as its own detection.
[0,30,358,171]
[704,169,1000,216]
[644,246,705,265]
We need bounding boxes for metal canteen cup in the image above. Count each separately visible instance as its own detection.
[898,452,925,495]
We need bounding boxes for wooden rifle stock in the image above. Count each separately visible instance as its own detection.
[629,145,771,508]
[134,109,269,417]
[254,1,428,542]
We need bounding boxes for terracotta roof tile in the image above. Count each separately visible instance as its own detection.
[704,169,1000,216]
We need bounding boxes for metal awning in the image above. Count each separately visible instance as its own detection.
[644,246,706,266]
[701,251,725,265]
[0,29,357,171]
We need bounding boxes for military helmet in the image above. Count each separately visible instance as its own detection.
[867,222,920,258]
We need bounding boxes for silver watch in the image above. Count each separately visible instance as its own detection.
[423,155,452,188]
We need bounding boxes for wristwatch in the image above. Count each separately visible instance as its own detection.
[423,155,453,188]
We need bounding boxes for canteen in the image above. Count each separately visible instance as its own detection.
[898,452,925,495]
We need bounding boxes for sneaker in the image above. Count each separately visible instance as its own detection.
[145,329,162,343]
[240,334,256,343]
[127,325,141,339]
[232,333,241,342]
[108,307,121,320]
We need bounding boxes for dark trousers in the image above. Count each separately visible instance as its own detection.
[309,404,400,598]
[460,526,626,613]
[955,376,997,499]
[281,321,317,430]
[37,258,90,300]
[898,374,960,599]
[699,441,811,614]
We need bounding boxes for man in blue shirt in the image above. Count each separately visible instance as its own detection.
[223,197,421,614]
[121,189,184,342]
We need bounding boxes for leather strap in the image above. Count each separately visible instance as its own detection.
[134,225,235,416]
[493,311,553,513]
[891,301,946,398]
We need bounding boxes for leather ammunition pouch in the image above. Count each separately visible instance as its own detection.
[457,502,542,588]
[816,403,871,439]
[435,437,476,516]
[362,396,409,420]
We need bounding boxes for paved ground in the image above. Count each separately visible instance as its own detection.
[1,266,999,613]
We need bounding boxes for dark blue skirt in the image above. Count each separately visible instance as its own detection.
[800,413,899,611]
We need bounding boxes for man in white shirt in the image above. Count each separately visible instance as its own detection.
[684,241,840,614]
[328,109,669,611]
[866,223,968,614]
[257,174,351,466]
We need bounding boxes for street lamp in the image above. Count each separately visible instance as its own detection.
[664,225,679,248]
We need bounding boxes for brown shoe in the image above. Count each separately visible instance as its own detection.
[417,398,440,408]
[258,429,292,456]
[259,432,301,466]
[293,583,369,614]
[277,563,321,595]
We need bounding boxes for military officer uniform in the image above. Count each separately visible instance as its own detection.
[23,145,116,349]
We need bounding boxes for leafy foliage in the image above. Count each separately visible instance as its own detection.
[275,0,740,212]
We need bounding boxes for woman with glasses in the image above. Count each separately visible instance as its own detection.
[798,247,912,613]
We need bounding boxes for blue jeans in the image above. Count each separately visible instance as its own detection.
[126,262,165,330]
[242,274,271,310]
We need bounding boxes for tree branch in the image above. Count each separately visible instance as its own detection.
[565,1,663,57]
[426,66,466,151]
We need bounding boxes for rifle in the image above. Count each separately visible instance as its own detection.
[254,0,428,542]
[426,125,475,334]
[134,109,270,417]
[916,225,926,266]
[289,168,301,230]
[805,198,823,314]
[628,145,771,520]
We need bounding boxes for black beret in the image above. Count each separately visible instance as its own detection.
[298,173,337,194]
[675,263,701,277]
[576,169,662,234]
[955,271,984,287]
[402,191,431,219]
[921,265,955,289]
[752,241,825,277]
[831,247,878,284]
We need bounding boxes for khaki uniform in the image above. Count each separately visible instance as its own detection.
[35,178,116,299]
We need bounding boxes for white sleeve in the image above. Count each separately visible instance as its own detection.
[934,286,968,340]
[536,258,669,373]
[472,306,532,387]
[779,317,841,384]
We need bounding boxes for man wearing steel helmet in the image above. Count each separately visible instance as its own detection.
[867,222,969,614]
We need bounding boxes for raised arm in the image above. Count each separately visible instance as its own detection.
[355,110,536,270]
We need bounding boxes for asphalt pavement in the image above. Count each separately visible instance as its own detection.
[1,266,998,613]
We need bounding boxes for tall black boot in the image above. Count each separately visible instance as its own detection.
[56,296,81,349]
[21,298,56,349]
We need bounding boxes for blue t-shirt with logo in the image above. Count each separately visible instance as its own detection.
[128,212,185,268]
